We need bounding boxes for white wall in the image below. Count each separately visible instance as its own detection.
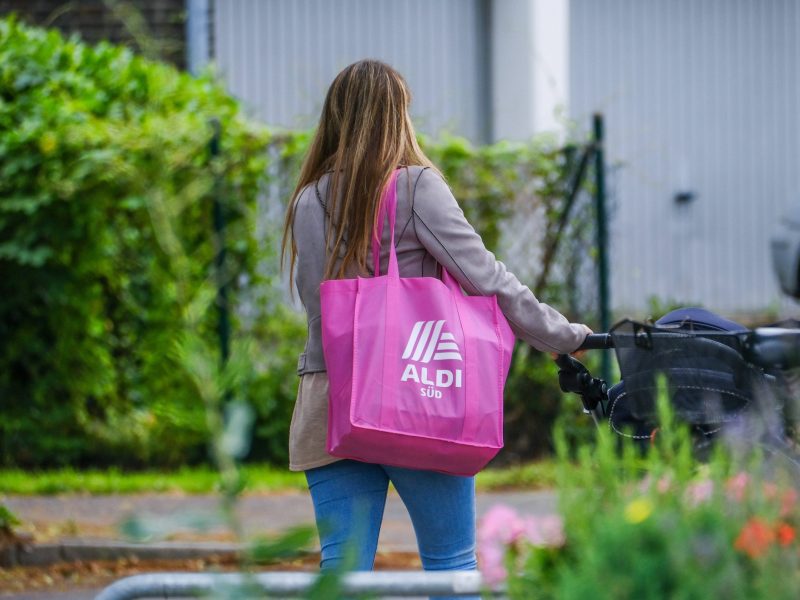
[212,0,490,142]
[570,0,800,316]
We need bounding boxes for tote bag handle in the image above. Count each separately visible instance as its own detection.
[371,170,460,293]
[370,170,487,438]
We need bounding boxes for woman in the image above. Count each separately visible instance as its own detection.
[281,60,591,581]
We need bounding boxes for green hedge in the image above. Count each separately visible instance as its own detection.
[0,17,593,468]
[0,16,278,467]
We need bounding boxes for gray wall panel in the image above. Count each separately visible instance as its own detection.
[571,0,800,315]
[213,0,488,141]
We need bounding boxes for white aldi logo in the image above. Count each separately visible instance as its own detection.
[400,320,463,397]
[401,320,463,363]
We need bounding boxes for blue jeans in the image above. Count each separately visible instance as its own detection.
[305,459,478,598]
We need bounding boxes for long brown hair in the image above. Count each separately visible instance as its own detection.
[281,60,438,283]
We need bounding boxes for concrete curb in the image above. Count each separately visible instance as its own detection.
[1,539,241,568]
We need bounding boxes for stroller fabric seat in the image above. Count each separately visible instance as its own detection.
[607,309,758,440]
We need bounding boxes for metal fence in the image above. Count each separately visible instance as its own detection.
[249,123,611,330]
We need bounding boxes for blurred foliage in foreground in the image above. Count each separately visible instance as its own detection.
[480,392,800,599]
[0,16,596,468]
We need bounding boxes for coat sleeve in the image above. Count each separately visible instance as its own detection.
[411,168,588,354]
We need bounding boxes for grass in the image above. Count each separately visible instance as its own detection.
[0,464,307,495]
[476,460,558,491]
[0,460,558,496]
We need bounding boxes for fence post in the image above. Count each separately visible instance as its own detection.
[209,119,230,366]
[593,113,612,383]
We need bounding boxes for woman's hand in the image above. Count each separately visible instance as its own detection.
[550,324,593,359]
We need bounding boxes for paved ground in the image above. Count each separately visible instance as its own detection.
[3,489,557,552]
[1,489,556,599]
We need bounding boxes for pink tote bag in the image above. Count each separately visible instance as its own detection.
[320,169,516,476]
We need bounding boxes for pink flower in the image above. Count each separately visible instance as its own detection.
[521,514,566,547]
[763,483,798,518]
[477,505,565,585]
[478,505,525,545]
[478,505,519,585]
[657,476,672,494]
[478,541,508,585]
[638,474,672,495]
[780,488,798,517]
[686,479,714,506]
[726,472,750,502]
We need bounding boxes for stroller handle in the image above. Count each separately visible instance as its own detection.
[578,333,614,350]
[575,328,800,367]
[747,327,800,369]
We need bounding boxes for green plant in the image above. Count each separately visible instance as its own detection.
[0,505,20,531]
[480,389,800,599]
[499,347,570,463]
[644,295,703,322]
[0,15,305,468]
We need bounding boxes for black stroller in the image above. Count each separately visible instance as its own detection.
[556,307,800,463]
